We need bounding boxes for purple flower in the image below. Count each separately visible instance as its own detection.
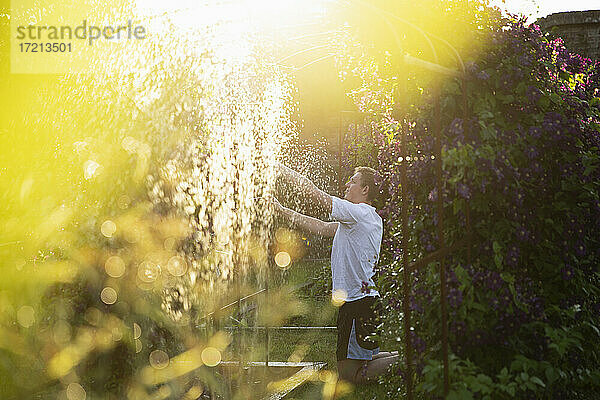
[472,270,486,285]
[409,297,423,313]
[543,112,563,131]
[485,271,503,291]
[466,61,480,75]
[428,188,438,202]
[526,86,542,103]
[516,226,530,241]
[457,183,471,199]
[448,118,464,135]
[561,264,574,280]
[489,296,501,311]
[492,166,504,180]
[528,126,542,138]
[525,146,539,159]
[450,321,466,335]
[472,329,488,345]
[476,70,490,80]
[476,157,492,170]
[574,242,586,258]
[499,290,512,307]
[479,177,488,193]
[506,244,520,267]
[410,331,427,354]
[447,287,463,308]
[361,280,371,294]
[514,190,525,207]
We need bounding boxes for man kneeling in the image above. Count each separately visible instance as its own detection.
[273,164,398,384]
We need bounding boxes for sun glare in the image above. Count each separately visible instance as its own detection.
[131,0,330,65]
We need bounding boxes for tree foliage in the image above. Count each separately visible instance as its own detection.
[339,1,600,398]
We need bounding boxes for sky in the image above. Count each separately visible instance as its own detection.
[490,0,600,21]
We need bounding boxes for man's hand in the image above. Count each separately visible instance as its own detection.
[274,163,332,215]
[269,194,337,238]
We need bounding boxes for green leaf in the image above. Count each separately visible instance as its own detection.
[500,272,514,284]
[449,388,474,400]
[493,241,501,254]
[545,367,558,384]
[550,92,562,104]
[583,164,597,176]
[447,391,460,400]
[453,199,464,215]
[530,376,546,387]
[494,254,502,268]
[584,321,600,337]
[507,385,516,396]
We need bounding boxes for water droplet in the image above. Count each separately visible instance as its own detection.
[117,195,130,209]
[138,261,161,283]
[167,256,187,276]
[133,322,141,339]
[149,350,169,369]
[100,287,117,305]
[274,251,291,269]
[201,347,221,367]
[163,237,176,250]
[100,220,117,238]
[105,255,125,278]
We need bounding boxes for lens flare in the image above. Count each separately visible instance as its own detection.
[133,322,141,339]
[274,251,291,269]
[83,160,101,180]
[331,289,347,307]
[201,347,221,367]
[167,255,187,276]
[104,256,126,278]
[66,383,86,400]
[100,287,118,305]
[137,261,161,283]
[16,306,35,328]
[149,350,170,369]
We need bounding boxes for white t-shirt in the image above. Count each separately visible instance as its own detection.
[329,196,382,301]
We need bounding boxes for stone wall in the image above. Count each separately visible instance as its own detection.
[537,10,600,60]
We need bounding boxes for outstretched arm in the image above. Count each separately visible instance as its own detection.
[274,198,337,238]
[277,164,333,215]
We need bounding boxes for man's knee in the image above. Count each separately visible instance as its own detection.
[337,359,365,384]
